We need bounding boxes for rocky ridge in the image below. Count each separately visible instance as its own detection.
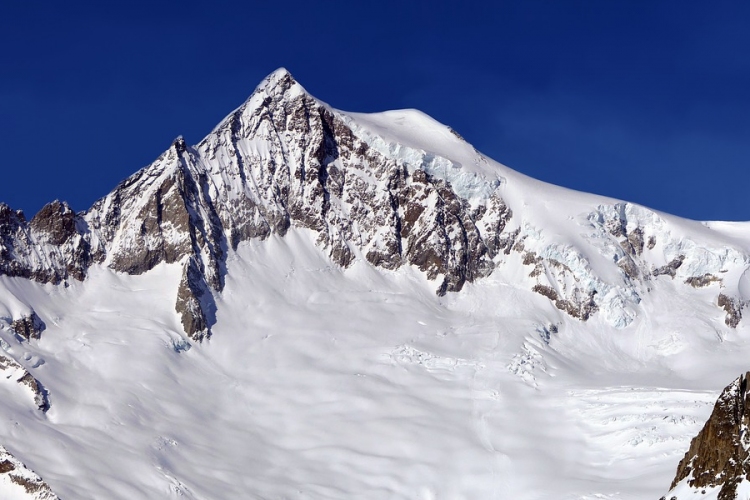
[0,445,59,499]
[0,69,746,340]
[665,372,750,499]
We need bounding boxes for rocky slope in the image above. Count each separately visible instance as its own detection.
[0,68,747,342]
[0,70,516,341]
[0,446,59,499]
[665,373,750,499]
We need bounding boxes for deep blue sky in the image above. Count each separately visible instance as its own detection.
[2,1,749,221]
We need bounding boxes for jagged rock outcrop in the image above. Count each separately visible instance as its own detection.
[0,445,59,499]
[0,354,49,412]
[665,372,750,499]
[17,373,49,412]
[0,200,90,284]
[653,255,685,278]
[10,312,45,341]
[719,294,744,329]
[175,257,212,341]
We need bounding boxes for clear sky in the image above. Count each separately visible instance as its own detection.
[2,1,749,221]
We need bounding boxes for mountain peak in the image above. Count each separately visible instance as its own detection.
[254,67,305,99]
[171,135,187,153]
[4,69,750,499]
[1,69,749,343]
[207,68,309,138]
[264,66,294,84]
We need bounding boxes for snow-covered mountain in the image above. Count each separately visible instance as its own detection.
[1,69,749,499]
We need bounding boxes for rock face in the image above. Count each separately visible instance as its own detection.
[0,69,747,339]
[665,373,750,499]
[719,294,743,329]
[10,312,46,341]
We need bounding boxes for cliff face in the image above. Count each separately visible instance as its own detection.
[665,373,750,500]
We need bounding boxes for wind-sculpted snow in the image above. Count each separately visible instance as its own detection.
[342,114,503,202]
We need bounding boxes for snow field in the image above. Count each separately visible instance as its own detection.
[0,228,745,498]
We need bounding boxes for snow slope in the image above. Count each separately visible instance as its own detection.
[0,69,748,499]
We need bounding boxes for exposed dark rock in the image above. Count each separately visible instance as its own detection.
[29,200,77,246]
[521,247,600,321]
[10,312,45,341]
[558,292,598,321]
[0,354,49,412]
[668,372,750,499]
[523,251,544,278]
[17,372,49,412]
[626,227,645,256]
[532,284,597,321]
[653,255,685,278]
[719,294,743,328]
[448,127,465,141]
[685,274,721,288]
[0,69,513,335]
[172,135,187,153]
[533,284,559,302]
[497,226,519,255]
[0,198,91,284]
[0,355,19,371]
[606,216,626,237]
[619,226,644,258]
[617,255,640,280]
[175,258,212,342]
[0,204,32,280]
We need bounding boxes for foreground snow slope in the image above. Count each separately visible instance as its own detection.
[0,69,749,499]
[0,230,747,499]
[1,230,747,499]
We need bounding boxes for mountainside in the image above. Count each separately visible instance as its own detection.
[1,69,750,499]
[3,69,749,340]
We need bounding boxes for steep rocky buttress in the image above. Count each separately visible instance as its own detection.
[665,373,750,499]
